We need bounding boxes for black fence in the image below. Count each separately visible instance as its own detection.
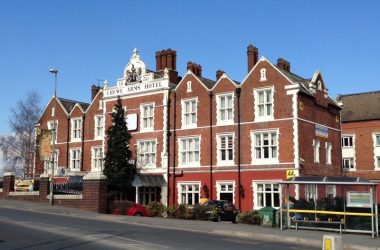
[53,176,83,195]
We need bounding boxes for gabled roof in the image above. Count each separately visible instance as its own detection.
[59,98,90,113]
[338,91,380,122]
[197,76,216,89]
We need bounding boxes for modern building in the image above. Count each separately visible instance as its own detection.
[34,46,342,211]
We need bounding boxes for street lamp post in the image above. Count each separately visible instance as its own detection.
[49,67,58,206]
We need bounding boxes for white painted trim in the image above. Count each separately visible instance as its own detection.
[177,135,201,168]
[177,181,201,205]
[91,146,103,172]
[216,132,235,167]
[93,115,104,140]
[137,138,158,169]
[69,147,81,172]
[210,73,239,91]
[372,133,380,170]
[174,70,210,91]
[216,92,235,126]
[68,103,86,115]
[181,97,198,129]
[287,89,300,174]
[250,128,280,165]
[240,56,295,87]
[252,180,282,210]
[253,86,275,122]
[9,191,39,196]
[216,180,236,204]
[70,117,83,142]
[140,102,155,132]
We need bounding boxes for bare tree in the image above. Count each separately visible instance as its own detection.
[0,91,41,178]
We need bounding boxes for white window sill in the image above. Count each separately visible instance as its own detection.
[252,159,279,165]
[140,128,154,132]
[178,163,200,168]
[216,120,234,126]
[71,139,81,143]
[181,124,197,129]
[94,136,103,140]
[217,161,235,167]
[254,116,274,122]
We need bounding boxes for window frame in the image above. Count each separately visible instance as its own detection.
[137,139,157,168]
[341,135,354,148]
[326,142,332,165]
[216,93,234,125]
[216,181,235,204]
[177,182,201,205]
[253,181,281,210]
[44,149,59,176]
[251,129,279,165]
[217,133,235,166]
[94,115,104,140]
[181,98,197,128]
[342,157,355,171]
[71,118,82,142]
[313,139,320,163]
[254,87,274,122]
[178,136,201,167]
[260,68,267,81]
[91,146,103,171]
[70,148,81,172]
[140,103,154,132]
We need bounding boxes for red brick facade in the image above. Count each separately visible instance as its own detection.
[33,47,342,211]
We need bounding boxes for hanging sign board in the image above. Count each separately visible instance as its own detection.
[39,129,52,161]
[346,191,372,208]
[315,124,328,138]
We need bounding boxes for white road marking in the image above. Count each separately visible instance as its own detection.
[88,234,169,249]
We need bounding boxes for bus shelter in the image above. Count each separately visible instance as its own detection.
[280,176,378,238]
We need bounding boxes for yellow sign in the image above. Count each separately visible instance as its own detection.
[14,179,34,192]
[324,238,331,250]
[39,129,52,161]
[286,170,295,179]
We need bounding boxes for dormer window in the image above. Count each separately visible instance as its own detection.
[260,68,267,81]
[187,81,192,92]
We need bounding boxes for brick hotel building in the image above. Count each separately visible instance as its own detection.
[34,46,342,211]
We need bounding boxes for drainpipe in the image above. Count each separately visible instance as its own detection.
[81,114,86,172]
[166,90,171,206]
[172,92,177,205]
[235,87,242,210]
[66,117,70,169]
[209,91,214,200]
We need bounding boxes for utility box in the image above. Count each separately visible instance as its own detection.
[259,206,277,227]
[322,235,342,250]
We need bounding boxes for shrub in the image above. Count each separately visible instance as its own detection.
[208,206,221,221]
[192,204,210,221]
[238,210,261,225]
[184,206,195,220]
[175,204,186,219]
[147,201,165,217]
[164,206,177,218]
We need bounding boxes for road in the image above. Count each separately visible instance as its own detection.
[0,207,317,250]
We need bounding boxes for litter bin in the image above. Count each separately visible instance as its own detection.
[259,206,277,227]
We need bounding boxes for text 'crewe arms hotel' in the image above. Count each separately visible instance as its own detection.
[104,80,168,98]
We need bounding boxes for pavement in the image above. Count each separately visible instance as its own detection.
[0,199,379,250]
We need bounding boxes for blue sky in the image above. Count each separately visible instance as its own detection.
[0,0,379,135]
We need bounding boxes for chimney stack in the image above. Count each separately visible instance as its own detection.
[277,58,291,72]
[247,44,259,73]
[91,84,101,100]
[216,69,224,81]
[155,48,179,83]
[187,61,202,77]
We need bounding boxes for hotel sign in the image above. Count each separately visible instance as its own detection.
[104,80,167,98]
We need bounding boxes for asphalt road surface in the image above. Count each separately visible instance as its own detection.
[0,207,318,250]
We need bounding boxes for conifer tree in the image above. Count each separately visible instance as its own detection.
[104,97,136,198]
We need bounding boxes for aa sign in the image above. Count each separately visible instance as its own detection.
[286,170,295,179]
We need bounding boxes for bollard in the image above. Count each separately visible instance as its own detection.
[322,235,342,250]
